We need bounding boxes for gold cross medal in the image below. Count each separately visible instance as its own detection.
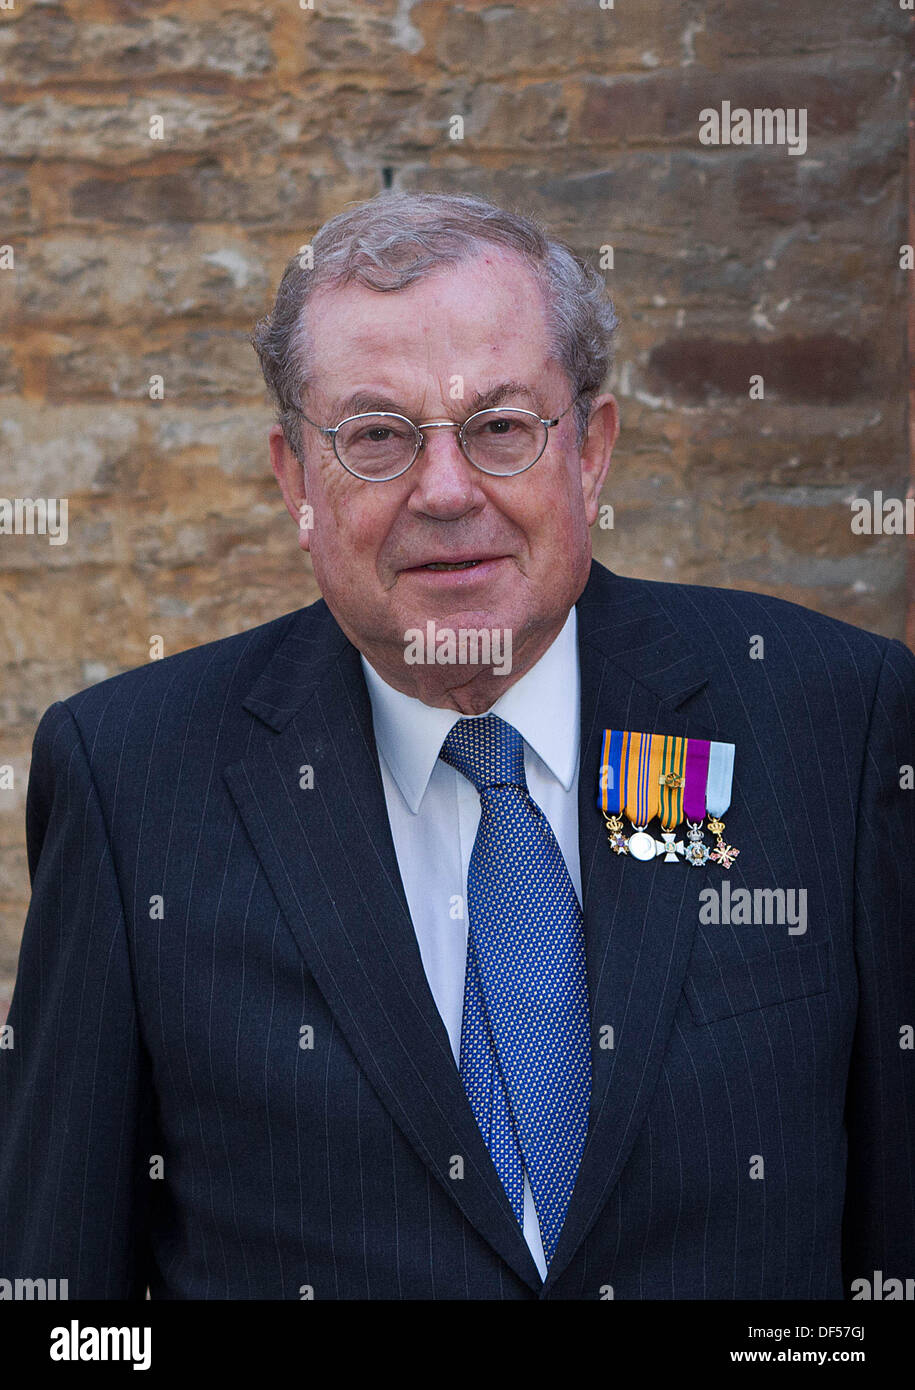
[597,732,737,866]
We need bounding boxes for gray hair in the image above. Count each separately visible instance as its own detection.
[251,189,619,461]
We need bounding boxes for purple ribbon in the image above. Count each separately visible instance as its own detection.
[683,738,711,821]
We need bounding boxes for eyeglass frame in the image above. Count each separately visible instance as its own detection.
[290,389,586,481]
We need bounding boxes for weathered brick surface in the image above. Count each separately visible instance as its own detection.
[0,0,911,1002]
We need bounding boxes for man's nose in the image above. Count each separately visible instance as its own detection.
[406,425,482,518]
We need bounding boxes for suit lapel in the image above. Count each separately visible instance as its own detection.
[542,565,721,1292]
[223,603,542,1291]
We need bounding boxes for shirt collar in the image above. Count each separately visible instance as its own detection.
[360,607,580,814]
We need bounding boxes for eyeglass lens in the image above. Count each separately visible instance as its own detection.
[334,410,547,478]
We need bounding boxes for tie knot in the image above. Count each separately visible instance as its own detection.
[439,714,527,793]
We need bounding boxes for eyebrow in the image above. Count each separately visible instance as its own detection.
[327,380,548,422]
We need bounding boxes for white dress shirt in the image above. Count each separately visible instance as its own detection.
[360,607,582,1281]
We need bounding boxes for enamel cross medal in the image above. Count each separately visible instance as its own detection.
[654,735,687,862]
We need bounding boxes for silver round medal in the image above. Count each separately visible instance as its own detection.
[627,827,657,861]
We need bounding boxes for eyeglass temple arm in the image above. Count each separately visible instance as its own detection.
[544,392,585,428]
[287,403,336,437]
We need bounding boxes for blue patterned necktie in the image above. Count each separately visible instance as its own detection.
[439,713,591,1265]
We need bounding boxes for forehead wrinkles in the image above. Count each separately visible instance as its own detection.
[300,256,555,417]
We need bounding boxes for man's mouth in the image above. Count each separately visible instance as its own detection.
[421,559,484,571]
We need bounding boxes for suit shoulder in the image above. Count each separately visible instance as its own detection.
[39,601,326,747]
[585,570,913,711]
[629,574,896,670]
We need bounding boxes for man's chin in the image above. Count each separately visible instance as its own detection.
[400,605,513,636]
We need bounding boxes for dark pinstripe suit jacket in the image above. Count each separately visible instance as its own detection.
[2,560,914,1299]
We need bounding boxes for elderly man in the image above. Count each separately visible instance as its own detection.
[1,191,913,1300]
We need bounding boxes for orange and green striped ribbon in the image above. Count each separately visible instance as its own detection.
[622,731,663,827]
[658,734,687,830]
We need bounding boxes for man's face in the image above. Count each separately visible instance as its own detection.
[270,247,618,706]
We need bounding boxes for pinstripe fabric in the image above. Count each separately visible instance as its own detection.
[1,560,913,1299]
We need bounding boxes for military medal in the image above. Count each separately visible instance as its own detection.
[705,740,739,867]
[655,734,686,861]
[604,820,629,854]
[684,825,710,867]
[683,738,711,867]
[656,831,685,862]
[627,826,657,861]
[597,729,738,869]
[598,729,629,853]
[622,730,663,859]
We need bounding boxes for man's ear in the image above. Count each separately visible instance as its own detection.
[269,424,312,553]
[579,393,619,527]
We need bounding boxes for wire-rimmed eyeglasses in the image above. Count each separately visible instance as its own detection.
[292,391,583,481]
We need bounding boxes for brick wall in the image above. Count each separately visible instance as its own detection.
[0,0,911,1004]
